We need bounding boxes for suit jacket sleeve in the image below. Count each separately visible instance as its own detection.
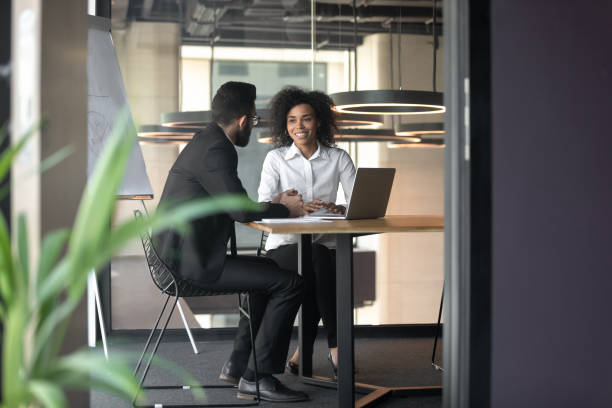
[196,138,289,222]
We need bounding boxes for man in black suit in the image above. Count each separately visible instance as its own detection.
[155,81,308,402]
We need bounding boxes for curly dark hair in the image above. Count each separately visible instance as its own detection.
[268,86,337,148]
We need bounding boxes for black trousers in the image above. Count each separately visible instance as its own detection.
[197,255,304,374]
[267,244,337,350]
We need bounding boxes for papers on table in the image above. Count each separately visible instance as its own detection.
[255,218,333,224]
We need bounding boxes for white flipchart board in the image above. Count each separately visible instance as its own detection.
[87,15,153,198]
[87,16,153,351]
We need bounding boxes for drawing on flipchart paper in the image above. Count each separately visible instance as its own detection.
[86,20,153,196]
[87,109,111,176]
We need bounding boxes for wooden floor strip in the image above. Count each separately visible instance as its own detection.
[355,388,392,408]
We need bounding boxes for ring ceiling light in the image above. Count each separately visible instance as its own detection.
[388,138,445,149]
[258,128,421,144]
[161,111,212,128]
[137,125,199,144]
[162,109,270,128]
[395,122,445,137]
[331,90,445,115]
[336,112,384,129]
[335,128,421,142]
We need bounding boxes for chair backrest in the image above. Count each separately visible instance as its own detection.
[134,209,177,294]
[256,231,269,257]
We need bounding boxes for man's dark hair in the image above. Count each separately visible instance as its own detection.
[268,86,337,148]
[211,81,257,126]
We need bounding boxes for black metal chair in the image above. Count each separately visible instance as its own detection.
[132,209,260,407]
[255,231,269,257]
[431,284,444,371]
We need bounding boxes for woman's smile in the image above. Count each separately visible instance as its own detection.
[286,103,318,149]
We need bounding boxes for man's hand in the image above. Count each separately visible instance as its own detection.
[272,189,297,203]
[275,189,304,217]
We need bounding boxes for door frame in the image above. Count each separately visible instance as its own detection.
[443,0,492,407]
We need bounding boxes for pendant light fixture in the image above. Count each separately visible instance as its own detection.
[257,128,420,144]
[137,125,199,144]
[394,0,446,138]
[388,138,444,149]
[162,109,270,129]
[335,128,421,143]
[161,111,213,128]
[337,112,384,129]
[395,122,444,137]
[330,0,444,116]
[330,4,384,128]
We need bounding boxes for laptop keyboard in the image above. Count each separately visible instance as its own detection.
[306,208,346,218]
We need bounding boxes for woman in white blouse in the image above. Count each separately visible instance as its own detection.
[258,86,356,378]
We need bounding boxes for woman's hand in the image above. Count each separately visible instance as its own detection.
[322,202,346,214]
[303,200,326,214]
[302,200,346,216]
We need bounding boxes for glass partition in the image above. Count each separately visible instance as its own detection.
[110,1,444,331]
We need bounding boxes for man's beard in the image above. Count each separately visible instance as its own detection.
[235,126,251,147]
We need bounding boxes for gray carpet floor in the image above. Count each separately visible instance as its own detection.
[91,336,442,407]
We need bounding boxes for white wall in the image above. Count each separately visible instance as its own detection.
[353,33,445,325]
[112,22,181,256]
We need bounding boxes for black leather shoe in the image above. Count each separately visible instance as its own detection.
[285,360,299,375]
[237,375,308,402]
[219,360,243,385]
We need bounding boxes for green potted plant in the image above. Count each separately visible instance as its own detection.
[0,114,258,407]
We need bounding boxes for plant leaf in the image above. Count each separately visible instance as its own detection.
[50,350,204,403]
[51,351,142,401]
[37,229,70,290]
[28,380,67,408]
[66,109,134,286]
[39,146,73,174]
[2,292,27,405]
[0,214,13,307]
[38,195,260,307]
[35,229,71,367]
[0,120,44,183]
[103,196,260,261]
[32,297,78,371]
[35,261,71,314]
[17,214,29,288]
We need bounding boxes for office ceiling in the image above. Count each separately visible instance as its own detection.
[115,0,442,49]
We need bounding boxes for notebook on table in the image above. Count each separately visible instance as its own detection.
[306,167,396,220]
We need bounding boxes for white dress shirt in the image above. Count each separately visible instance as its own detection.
[258,142,356,250]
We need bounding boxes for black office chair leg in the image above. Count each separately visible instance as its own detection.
[431,284,444,370]
[133,294,179,405]
[133,293,260,407]
[133,294,172,377]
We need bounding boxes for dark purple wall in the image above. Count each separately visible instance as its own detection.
[490,1,612,407]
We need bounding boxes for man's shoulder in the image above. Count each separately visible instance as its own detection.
[184,127,232,157]
[195,125,230,147]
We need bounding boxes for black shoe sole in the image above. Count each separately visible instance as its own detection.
[237,392,308,403]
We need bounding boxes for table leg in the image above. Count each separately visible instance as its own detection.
[336,234,355,408]
[298,234,314,377]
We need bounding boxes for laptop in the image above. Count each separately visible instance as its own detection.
[306,167,396,220]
